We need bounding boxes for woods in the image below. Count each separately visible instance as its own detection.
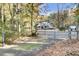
[0,3,79,56]
[0,3,78,43]
[0,3,42,44]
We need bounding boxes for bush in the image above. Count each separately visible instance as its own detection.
[59,27,65,31]
[29,30,38,37]
[4,30,18,44]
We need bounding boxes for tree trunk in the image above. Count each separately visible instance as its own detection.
[30,3,33,35]
[57,4,60,28]
[1,4,5,47]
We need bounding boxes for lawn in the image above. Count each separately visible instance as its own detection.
[0,33,2,43]
[14,43,42,51]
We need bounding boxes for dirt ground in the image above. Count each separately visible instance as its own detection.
[34,39,79,56]
[6,36,79,56]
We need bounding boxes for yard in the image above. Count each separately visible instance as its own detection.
[13,43,42,51]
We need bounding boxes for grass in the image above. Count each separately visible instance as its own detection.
[16,43,42,51]
[0,33,2,43]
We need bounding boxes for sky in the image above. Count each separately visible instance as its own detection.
[40,3,76,15]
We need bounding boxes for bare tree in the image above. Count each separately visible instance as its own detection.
[57,3,60,28]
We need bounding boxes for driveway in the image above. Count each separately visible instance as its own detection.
[0,43,42,56]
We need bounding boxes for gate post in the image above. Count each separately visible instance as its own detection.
[54,29,56,40]
[68,28,71,40]
[2,32,5,47]
[76,25,79,40]
[76,31,79,40]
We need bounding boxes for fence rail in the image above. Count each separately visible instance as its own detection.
[37,30,77,40]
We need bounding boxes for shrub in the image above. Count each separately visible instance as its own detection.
[59,27,65,31]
